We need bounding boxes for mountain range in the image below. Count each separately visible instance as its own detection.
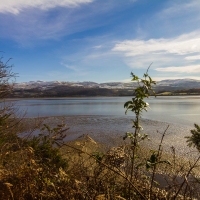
[14,79,200,89]
[11,79,200,97]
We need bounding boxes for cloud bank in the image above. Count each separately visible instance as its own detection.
[112,31,200,56]
[0,0,93,14]
[155,65,200,73]
[112,31,200,75]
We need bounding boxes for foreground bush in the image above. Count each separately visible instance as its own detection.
[0,57,69,199]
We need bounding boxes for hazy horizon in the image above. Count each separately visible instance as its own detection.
[15,77,200,84]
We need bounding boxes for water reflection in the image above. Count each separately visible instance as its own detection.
[11,96,200,126]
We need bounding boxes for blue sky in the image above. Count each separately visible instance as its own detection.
[1,0,200,83]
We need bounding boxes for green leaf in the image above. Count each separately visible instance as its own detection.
[136,163,144,169]
[131,74,139,81]
[92,152,104,163]
[146,161,152,170]
[158,160,171,165]
[124,101,133,108]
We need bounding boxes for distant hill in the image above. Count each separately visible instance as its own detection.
[157,79,200,88]
[10,79,200,97]
[155,79,200,95]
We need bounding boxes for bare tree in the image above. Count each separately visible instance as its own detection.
[0,56,16,99]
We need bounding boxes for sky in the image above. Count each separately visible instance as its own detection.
[1,0,200,83]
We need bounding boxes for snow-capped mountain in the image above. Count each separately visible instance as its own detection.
[14,80,138,90]
[156,79,200,88]
[10,78,200,98]
[14,79,200,90]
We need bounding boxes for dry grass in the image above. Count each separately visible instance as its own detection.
[0,114,200,199]
[60,134,200,199]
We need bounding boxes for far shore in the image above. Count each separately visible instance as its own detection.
[5,93,200,100]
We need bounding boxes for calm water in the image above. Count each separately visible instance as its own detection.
[12,96,200,126]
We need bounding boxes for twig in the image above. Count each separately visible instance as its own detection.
[149,125,169,199]
[63,143,148,200]
[173,155,200,199]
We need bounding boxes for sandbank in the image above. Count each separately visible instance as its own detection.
[24,115,196,156]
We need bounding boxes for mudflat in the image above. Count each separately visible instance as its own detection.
[24,115,195,156]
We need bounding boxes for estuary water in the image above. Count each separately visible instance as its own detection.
[12,96,200,127]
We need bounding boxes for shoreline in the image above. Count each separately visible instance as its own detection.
[5,94,200,100]
[5,94,200,101]
[23,115,195,156]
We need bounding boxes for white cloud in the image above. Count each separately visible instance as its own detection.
[160,0,200,17]
[61,63,78,71]
[155,65,200,73]
[93,45,102,49]
[0,0,93,14]
[185,55,200,61]
[0,0,96,43]
[112,31,200,56]
[111,31,200,75]
[153,76,200,81]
